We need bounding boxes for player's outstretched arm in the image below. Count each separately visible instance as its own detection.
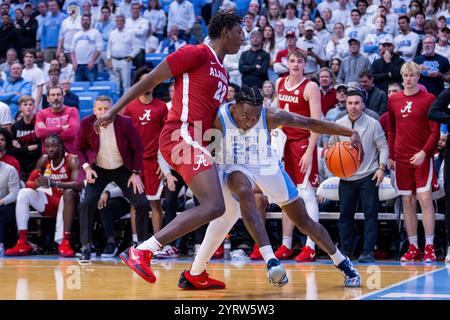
[94,60,173,132]
[266,107,364,161]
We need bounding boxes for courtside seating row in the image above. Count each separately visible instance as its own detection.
[72,81,119,119]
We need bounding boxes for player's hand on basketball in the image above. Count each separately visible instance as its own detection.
[97,192,109,209]
[94,112,115,134]
[372,169,384,187]
[85,167,98,184]
[128,173,144,194]
[299,150,313,173]
[350,131,364,162]
[388,159,395,170]
[410,150,426,166]
[165,173,178,192]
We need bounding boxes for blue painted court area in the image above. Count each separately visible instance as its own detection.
[359,264,450,300]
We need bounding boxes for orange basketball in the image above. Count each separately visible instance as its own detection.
[325,141,361,178]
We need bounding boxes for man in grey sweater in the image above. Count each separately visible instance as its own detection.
[329,90,389,262]
[336,38,371,85]
[0,139,20,256]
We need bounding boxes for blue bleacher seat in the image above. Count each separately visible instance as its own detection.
[76,91,99,119]
[89,81,118,102]
[145,53,168,68]
[96,70,110,81]
[70,81,90,93]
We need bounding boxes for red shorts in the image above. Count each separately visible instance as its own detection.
[159,123,214,185]
[394,158,439,195]
[283,139,319,188]
[43,194,62,217]
[141,158,163,200]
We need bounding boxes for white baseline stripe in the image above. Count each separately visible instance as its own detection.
[381,292,450,299]
[355,266,446,300]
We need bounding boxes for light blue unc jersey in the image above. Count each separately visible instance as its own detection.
[215,104,299,207]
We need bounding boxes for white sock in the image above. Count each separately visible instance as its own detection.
[191,205,240,276]
[330,248,346,266]
[408,235,418,248]
[282,236,292,250]
[259,245,276,263]
[136,236,162,253]
[425,234,434,246]
[299,183,319,250]
[132,234,138,243]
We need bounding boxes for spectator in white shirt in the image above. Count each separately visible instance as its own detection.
[57,5,81,59]
[356,0,371,25]
[317,0,339,16]
[36,1,50,49]
[143,0,167,41]
[242,12,259,45]
[267,2,282,28]
[156,25,187,54]
[145,22,160,54]
[394,15,420,62]
[314,16,331,47]
[282,2,301,36]
[107,14,140,95]
[382,0,399,36]
[0,101,13,130]
[126,3,149,69]
[117,0,133,19]
[57,52,75,83]
[167,0,196,42]
[297,20,326,75]
[70,14,102,83]
[326,22,350,61]
[22,49,46,109]
[274,20,286,55]
[333,0,351,24]
[435,27,450,63]
[322,8,337,31]
[346,9,369,44]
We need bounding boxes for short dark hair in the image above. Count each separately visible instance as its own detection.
[208,11,242,40]
[235,86,263,106]
[351,8,361,15]
[415,11,425,18]
[359,69,373,79]
[398,15,410,24]
[45,133,63,147]
[23,48,36,58]
[346,89,365,100]
[285,2,297,11]
[356,0,368,7]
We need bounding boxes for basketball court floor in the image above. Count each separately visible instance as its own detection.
[0,256,449,300]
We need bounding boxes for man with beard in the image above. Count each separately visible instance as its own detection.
[35,86,79,154]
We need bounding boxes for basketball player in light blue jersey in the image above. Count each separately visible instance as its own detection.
[178,87,365,290]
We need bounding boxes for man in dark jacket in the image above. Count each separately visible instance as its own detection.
[0,14,22,60]
[239,29,269,88]
[61,79,79,109]
[359,69,387,115]
[15,4,38,50]
[371,35,404,94]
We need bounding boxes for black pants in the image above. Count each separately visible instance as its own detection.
[444,148,450,245]
[338,174,379,255]
[0,203,15,243]
[79,165,150,245]
[164,170,205,245]
[133,49,146,70]
[99,197,131,240]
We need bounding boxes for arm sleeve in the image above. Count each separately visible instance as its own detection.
[34,111,63,138]
[423,97,440,157]
[10,82,32,104]
[238,52,255,74]
[388,98,396,160]
[325,41,337,61]
[428,88,450,125]
[59,108,80,141]
[374,121,389,165]
[25,169,41,189]
[76,120,90,167]
[165,44,207,77]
